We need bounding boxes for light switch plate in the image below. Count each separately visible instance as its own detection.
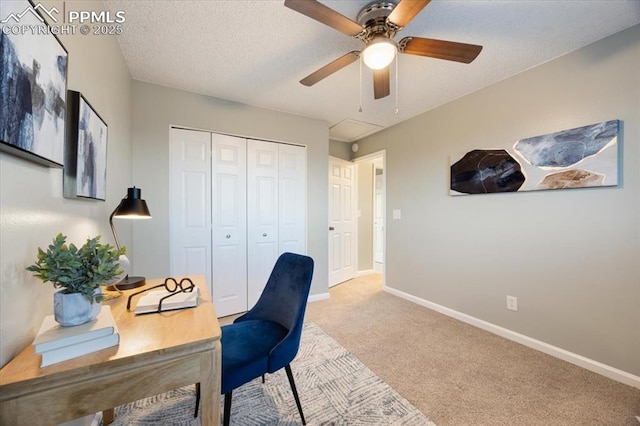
[393,209,401,220]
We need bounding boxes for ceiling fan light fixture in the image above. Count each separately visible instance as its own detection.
[362,36,397,70]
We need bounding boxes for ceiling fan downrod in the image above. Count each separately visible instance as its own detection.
[355,1,401,44]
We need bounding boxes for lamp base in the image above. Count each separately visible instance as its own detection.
[109,276,146,291]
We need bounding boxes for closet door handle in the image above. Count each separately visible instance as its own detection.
[262,233,267,237]
[226,234,231,239]
[329,226,335,231]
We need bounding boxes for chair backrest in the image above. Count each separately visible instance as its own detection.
[236,252,314,372]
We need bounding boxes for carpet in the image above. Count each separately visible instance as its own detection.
[110,323,435,425]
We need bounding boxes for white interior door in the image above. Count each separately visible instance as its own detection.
[247,139,279,309]
[169,128,212,292]
[373,167,384,271]
[329,157,356,287]
[211,133,247,317]
[279,144,307,255]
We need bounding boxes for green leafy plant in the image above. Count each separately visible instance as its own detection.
[26,233,126,303]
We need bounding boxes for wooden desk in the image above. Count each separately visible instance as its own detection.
[0,275,221,425]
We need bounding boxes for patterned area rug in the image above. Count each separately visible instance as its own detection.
[111,323,435,425]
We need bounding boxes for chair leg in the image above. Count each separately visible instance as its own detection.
[285,364,306,425]
[223,391,233,426]
[262,374,265,383]
[194,383,200,418]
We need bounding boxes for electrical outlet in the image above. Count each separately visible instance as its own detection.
[507,296,518,311]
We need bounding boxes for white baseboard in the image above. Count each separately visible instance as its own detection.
[383,285,640,389]
[308,292,330,303]
[357,269,375,277]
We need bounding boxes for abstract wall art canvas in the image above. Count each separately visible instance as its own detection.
[450,149,526,194]
[64,91,108,200]
[450,120,620,195]
[0,0,67,167]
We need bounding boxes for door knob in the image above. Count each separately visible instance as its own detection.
[329,226,335,231]
[263,233,267,237]
[226,234,231,239]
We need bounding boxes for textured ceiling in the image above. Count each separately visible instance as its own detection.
[104,0,640,141]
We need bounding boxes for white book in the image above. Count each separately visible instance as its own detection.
[134,287,199,314]
[33,306,116,354]
[40,328,120,367]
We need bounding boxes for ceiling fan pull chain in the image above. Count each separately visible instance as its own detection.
[359,55,363,113]
[395,54,399,114]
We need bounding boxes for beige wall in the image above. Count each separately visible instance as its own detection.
[0,0,132,370]
[130,81,329,297]
[354,25,640,376]
[329,139,352,160]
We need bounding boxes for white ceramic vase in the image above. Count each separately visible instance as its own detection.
[103,255,130,286]
[53,288,102,326]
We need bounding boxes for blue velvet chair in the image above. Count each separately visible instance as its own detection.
[195,252,314,425]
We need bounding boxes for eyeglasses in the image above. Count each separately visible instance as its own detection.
[126,277,196,313]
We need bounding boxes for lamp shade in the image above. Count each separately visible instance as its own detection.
[362,37,397,70]
[108,187,151,290]
[112,187,151,218]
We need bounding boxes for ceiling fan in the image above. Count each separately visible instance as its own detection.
[284,0,483,99]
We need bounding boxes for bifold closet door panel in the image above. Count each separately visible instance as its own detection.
[171,130,307,318]
[247,139,280,309]
[169,128,213,291]
[279,143,307,254]
[211,134,248,317]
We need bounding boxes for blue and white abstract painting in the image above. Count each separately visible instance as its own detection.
[76,96,107,200]
[0,0,67,166]
[514,120,619,191]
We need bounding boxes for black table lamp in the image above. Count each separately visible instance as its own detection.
[109,187,151,290]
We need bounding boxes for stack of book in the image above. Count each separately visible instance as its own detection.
[33,305,120,367]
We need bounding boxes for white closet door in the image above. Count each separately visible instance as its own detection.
[279,144,307,255]
[247,139,279,309]
[169,128,212,292]
[212,134,247,317]
[170,131,307,318]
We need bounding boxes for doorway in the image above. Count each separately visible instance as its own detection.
[372,158,384,273]
[354,150,386,279]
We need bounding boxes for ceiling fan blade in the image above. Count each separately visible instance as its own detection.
[300,51,360,86]
[373,67,390,99]
[399,37,482,63]
[387,0,432,28]
[284,0,363,36]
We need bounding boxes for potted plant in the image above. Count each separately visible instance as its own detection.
[26,233,126,326]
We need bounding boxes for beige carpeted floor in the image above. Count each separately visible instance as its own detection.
[300,273,640,426]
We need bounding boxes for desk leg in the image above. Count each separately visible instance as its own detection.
[200,341,221,426]
[102,408,114,425]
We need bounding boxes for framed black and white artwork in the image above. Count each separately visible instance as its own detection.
[64,90,108,200]
[0,0,68,167]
